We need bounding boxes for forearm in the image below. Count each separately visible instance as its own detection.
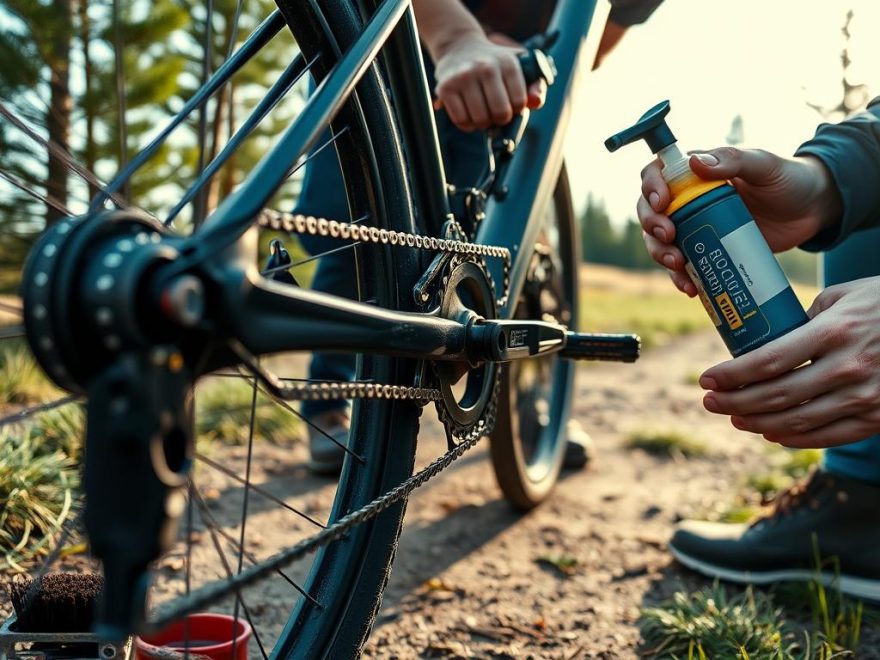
[796,98,880,250]
[412,0,485,62]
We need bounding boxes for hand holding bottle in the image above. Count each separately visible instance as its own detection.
[700,275,880,448]
[636,147,843,296]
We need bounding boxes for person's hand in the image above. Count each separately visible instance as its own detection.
[433,32,546,132]
[636,148,842,296]
[698,276,880,448]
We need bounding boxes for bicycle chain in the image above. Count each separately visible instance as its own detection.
[258,209,511,308]
[143,211,508,626]
[259,380,442,403]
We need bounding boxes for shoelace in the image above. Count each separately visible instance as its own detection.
[755,469,830,525]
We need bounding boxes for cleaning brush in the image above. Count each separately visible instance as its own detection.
[8,572,103,632]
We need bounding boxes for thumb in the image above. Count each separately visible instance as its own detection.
[689,147,781,185]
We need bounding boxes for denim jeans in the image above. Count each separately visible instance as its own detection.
[821,226,880,485]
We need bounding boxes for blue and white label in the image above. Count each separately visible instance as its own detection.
[719,221,789,306]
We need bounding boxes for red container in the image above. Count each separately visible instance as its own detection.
[136,613,252,660]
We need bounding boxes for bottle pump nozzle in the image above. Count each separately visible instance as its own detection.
[605,100,688,182]
[605,100,677,153]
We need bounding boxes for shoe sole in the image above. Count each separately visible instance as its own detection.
[670,544,880,602]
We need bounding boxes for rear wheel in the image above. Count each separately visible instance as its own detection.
[490,165,580,510]
[5,0,425,657]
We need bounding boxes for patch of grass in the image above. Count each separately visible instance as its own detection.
[716,503,761,524]
[625,429,708,459]
[29,405,86,461]
[580,286,709,349]
[704,449,825,523]
[196,377,304,447]
[640,585,794,658]
[640,578,865,659]
[0,344,59,405]
[0,429,79,571]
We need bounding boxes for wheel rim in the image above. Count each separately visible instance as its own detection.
[509,176,577,485]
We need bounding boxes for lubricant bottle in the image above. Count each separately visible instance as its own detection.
[605,101,808,357]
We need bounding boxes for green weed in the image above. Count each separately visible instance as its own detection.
[196,377,304,446]
[625,429,708,459]
[640,584,794,658]
[0,345,58,404]
[0,429,79,571]
[535,553,579,577]
[580,288,708,349]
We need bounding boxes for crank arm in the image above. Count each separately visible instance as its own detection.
[466,321,640,363]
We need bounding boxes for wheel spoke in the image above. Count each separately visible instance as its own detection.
[189,490,269,660]
[254,382,362,463]
[0,395,80,430]
[192,486,321,608]
[261,241,361,277]
[285,126,350,180]
[91,10,287,213]
[0,325,25,340]
[0,102,127,209]
[230,372,259,643]
[165,54,317,227]
[0,169,72,217]
[196,453,326,529]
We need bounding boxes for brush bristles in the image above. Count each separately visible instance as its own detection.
[8,572,103,633]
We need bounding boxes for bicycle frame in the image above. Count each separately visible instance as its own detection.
[189,0,608,366]
[24,0,618,393]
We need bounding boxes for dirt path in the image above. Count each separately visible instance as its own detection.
[8,327,874,656]
[360,329,768,658]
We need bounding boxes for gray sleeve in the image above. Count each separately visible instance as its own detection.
[795,97,880,251]
[608,0,664,26]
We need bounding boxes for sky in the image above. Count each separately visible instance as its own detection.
[564,0,880,224]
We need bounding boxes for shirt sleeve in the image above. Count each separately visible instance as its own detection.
[608,0,664,26]
[795,97,880,251]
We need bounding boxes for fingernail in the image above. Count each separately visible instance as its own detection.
[649,191,661,210]
[731,415,746,430]
[703,395,719,413]
[652,227,666,241]
[695,153,719,166]
[663,254,676,269]
[698,375,716,390]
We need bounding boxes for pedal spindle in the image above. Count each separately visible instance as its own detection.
[561,332,641,363]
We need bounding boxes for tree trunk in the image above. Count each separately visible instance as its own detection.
[45,0,73,224]
[205,83,227,213]
[78,0,98,200]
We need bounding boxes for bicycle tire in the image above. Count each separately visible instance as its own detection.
[263,1,424,655]
[489,164,580,510]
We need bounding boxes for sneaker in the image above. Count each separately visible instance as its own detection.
[307,409,349,476]
[669,469,880,601]
[562,419,593,471]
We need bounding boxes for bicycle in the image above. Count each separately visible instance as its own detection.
[4,0,640,655]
